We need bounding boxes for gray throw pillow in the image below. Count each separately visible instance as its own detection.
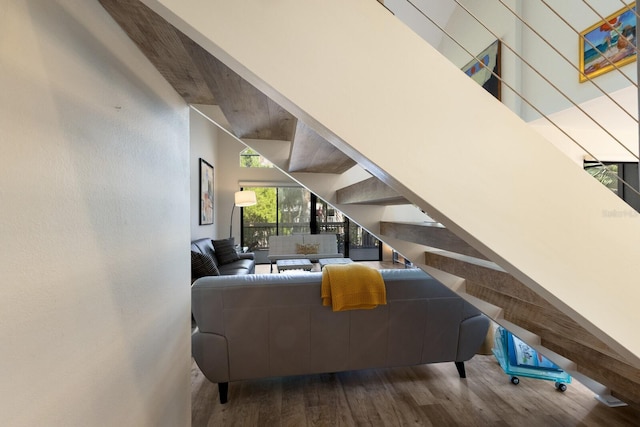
[212,238,240,265]
[191,251,220,279]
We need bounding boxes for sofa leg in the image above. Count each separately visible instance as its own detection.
[218,382,229,404]
[455,362,466,378]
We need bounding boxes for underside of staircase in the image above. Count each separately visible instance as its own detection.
[380,221,640,407]
[99,0,640,409]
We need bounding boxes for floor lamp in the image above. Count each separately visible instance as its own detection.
[230,190,257,239]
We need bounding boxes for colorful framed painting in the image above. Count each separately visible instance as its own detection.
[579,3,637,82]
[199,158,214,225]
[462,40,501,101]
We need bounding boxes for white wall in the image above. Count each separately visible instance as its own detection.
[520,0,637,121]
[0,1,191,426]
[422,0,638,164]
[520,0,638,161]
[190,106,296,243]
[190,108,217,240]
[436,0,637,121]
[438,0,522,116]
[384,0,456,48]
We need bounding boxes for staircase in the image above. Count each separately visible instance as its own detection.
[100,0,640,408]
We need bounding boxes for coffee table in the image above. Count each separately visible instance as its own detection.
[276,258,314,272]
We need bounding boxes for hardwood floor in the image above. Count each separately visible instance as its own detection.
[192,262,640,426]
[192,355,640,426]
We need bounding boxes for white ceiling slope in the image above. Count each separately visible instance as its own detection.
[529,85,639,164]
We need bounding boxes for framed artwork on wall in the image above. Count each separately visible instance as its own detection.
[579,3,636,82]
[199,158,214,225]
[461,40,501,101]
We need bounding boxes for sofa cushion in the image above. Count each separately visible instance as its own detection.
[191,250,220,279]
[296,243,320,255]
[191,238,219,265]
[268,234,343,262]
[217,259,254,275]
[213,238,240,265]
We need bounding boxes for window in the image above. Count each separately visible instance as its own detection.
[240,187,382,262]
[240,148,273,168]
[277,187,311,235]
[584,161,640,212]
[239,186,311,251]
[584,162,619,194]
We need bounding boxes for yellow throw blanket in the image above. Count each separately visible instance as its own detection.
[321,263,386,312]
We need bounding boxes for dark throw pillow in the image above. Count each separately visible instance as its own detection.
[212,237,240,265]
[191,250,220,280]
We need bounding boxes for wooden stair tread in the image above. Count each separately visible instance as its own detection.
[380,222,489,260]
[421,251,640,407]
[336,177,409,205]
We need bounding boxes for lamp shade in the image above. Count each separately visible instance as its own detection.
[234,190,257,207]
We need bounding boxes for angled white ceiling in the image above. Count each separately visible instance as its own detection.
[529,85,638,163]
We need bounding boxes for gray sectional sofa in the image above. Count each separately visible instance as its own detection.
[191,268,490,403]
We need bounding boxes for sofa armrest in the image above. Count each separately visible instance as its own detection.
[456,313,490,362]
[238,252,255,260]
[192,328,230,383]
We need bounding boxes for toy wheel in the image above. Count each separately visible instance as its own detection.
[555,382,567,392]
[510,376,520,385]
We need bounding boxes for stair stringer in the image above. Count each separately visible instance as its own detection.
[144,0,640,365]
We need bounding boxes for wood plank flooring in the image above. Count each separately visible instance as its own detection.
[192,355,640,426]
[192,262,640,426]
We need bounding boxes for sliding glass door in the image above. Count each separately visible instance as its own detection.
[278,187,311,235]
[314,198,346,253]
[347,220,381,261]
